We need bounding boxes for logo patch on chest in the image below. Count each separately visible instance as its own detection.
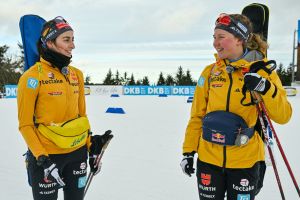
[70,71,78,81]
[48,91,63,96]
[212,83,223,88]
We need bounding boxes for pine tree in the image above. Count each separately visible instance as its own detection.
[136,79,142,85]
[183,69,195,85]
[17,42,25,72]
[0,45,22,91]
[115,70,121,85]
[128,73,135,85]
[121,72,129,85]
[142,76,150,85]
[287,64,293,85]
[85,75,91,85]
[276,63,292,86]
[157,72,166,85]
[175,66,185,85]
[165,74,175,85]
[103,69,115,85]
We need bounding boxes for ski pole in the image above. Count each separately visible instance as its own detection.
[84,170,95,198]
[257,99,300,197]
[84,136,113,198]
[255,102,285,199]
[252,91,300,197]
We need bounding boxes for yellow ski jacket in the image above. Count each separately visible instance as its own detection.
[17,58,91,158]
[183,53,292,168]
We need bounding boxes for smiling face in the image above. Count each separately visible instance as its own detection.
[213,29,244,60]
[46,30,75,57]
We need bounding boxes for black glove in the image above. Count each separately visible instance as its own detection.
[244,73,271,95]
[90,130,113,155]
[89,154,102,175]
[180,152,195,177]
[89,130,113,175]
[37,155,65,186]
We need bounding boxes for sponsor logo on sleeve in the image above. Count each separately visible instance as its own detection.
[197,76,205,87]
[27,78,38,89]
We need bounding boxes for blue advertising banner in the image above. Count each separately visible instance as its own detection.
[123,86,195,96]
[5,85,18,98]
[3,85,196,98]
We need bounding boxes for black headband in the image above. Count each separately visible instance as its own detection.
[41,16,73,48]
[215,14,250,41]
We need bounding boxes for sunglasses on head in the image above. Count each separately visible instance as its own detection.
[52,16,68,23]
[53,16,70,29]
[215,13,237,26]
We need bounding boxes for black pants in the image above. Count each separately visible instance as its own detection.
[196,159,261,200]
[26,146,88,200]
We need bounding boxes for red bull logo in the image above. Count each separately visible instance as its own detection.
[211,133,225,143]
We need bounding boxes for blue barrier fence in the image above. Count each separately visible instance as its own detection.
[4,85,18,98]
[4,84,298,98]
[123,86,195,96]
[3,85,196,98]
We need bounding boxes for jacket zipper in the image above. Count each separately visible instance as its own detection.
[65,72,71,116]
[226,73,233,112]
[222,67,233,170]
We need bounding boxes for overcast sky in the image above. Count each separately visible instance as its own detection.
[1,0,299,83]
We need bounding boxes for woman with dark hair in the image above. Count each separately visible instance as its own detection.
[17,16,112,200]
[180,13,292,200]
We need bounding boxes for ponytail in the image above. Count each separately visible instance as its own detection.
[246,33,268,55]
[230,14,269,55]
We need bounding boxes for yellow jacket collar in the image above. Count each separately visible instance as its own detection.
[213,50,267,71]
[213,53,249,70]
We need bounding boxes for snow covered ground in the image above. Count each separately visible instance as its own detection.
[0,94,299,199]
